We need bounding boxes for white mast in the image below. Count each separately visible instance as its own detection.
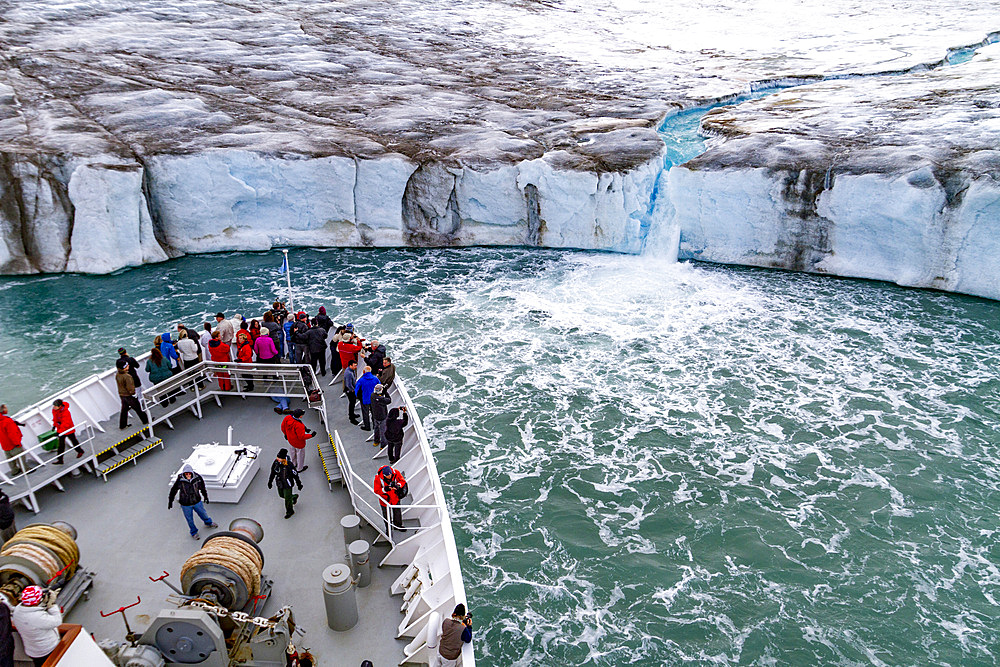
[283,249,294,313]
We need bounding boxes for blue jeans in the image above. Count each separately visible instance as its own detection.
[181,502,213,536]
[287,342,296,363]
[271,395,290,410]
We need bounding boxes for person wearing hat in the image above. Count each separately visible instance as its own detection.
[328,325,349,376]
[117,347,143,400]
[315,306,333,333]
[304,319,328,376]
[370,384,391,449]
[280,409,315,473]
[384,405,409,465]
[215,312,235,354]
[51,399,83,465]
[12,585,62,665]
[168,464,217,539]
[253,326,280,363]
[0,406,24,478]
[374,465,407,534]
[268,448,302,519]
[115,360,149,430]
[160,332,182,375]
[336,332,365,372]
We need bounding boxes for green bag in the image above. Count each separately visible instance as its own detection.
[38,430,59,452]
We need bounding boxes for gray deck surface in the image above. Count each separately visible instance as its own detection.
[17,373,414,667]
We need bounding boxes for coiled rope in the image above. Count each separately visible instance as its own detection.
[181,536,262,602]
[1,525,80,578]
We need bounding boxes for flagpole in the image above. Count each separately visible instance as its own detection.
[283,249,294,314]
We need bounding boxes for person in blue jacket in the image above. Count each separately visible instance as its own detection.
[283,318,296,363]
[160,332,181,375]
[354,365,380,431]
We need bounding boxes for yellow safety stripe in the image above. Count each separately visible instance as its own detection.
[97,426,150,457]
[99,440,162,473]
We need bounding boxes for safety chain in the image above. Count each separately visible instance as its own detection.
[187,600,291,629]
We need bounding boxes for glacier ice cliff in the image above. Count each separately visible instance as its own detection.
[0,0,999,297]
[670,41,1000,300]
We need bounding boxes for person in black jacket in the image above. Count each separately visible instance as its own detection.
[117,347,143,401]
[371,385,391,448]
[290,316,311,365]
[315,306,333,333]
[0,600,13,667]
[0,491,14,546]
[364,340,386,373]
[268,449,302,518]
[384,406,409,464]
[304,320,328,376]
[168,464,217,539]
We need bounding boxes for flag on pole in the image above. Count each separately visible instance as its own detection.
[278,255,288,274]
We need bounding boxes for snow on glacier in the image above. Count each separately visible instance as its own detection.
[0,0,998,285]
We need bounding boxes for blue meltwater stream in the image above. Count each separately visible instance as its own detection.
[1,248,999,665]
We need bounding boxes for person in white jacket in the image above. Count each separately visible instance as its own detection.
[12,586,61,666]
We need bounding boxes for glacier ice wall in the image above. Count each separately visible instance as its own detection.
[670,166,1000,299]
[667,42,1000,300]
[0,149,665,274]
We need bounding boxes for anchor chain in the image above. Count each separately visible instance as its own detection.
[187,600,290,629]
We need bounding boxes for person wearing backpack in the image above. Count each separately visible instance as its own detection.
[268,449,302,519]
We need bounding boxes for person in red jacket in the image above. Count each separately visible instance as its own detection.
[51,399,83,465]
[280,409,315,473]
[337,334,365,371]
[207,332,232,391]
[0,405,24,477]
[235,330,255,391]
[374,465,407,535]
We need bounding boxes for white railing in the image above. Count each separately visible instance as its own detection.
[334,374,475,666]
[142,360,327,439]
[0,421,98,512]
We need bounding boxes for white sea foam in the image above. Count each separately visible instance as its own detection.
[3,248,1000,663]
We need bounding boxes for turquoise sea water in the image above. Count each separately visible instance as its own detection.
[1,248,999,665]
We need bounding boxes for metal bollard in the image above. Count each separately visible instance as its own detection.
[322,564,358,631]
[349,539,371,588]
[341,514,361,554]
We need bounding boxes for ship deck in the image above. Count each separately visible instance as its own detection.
[16,371,412,666]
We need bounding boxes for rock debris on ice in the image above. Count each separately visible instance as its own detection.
[0,0,997,287]
[672,42,1000,299]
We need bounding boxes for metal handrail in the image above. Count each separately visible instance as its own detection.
[141,360,326,440]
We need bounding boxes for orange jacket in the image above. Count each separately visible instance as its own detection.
[208,340,231,362]
[0,415,22,452]
[236,340,254,363]
[281,415,314,449]
[337,340,365,370]
[51,404,75,435]
[374,467,407,506]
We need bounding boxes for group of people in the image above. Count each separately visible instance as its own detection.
[3,295,473,665]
